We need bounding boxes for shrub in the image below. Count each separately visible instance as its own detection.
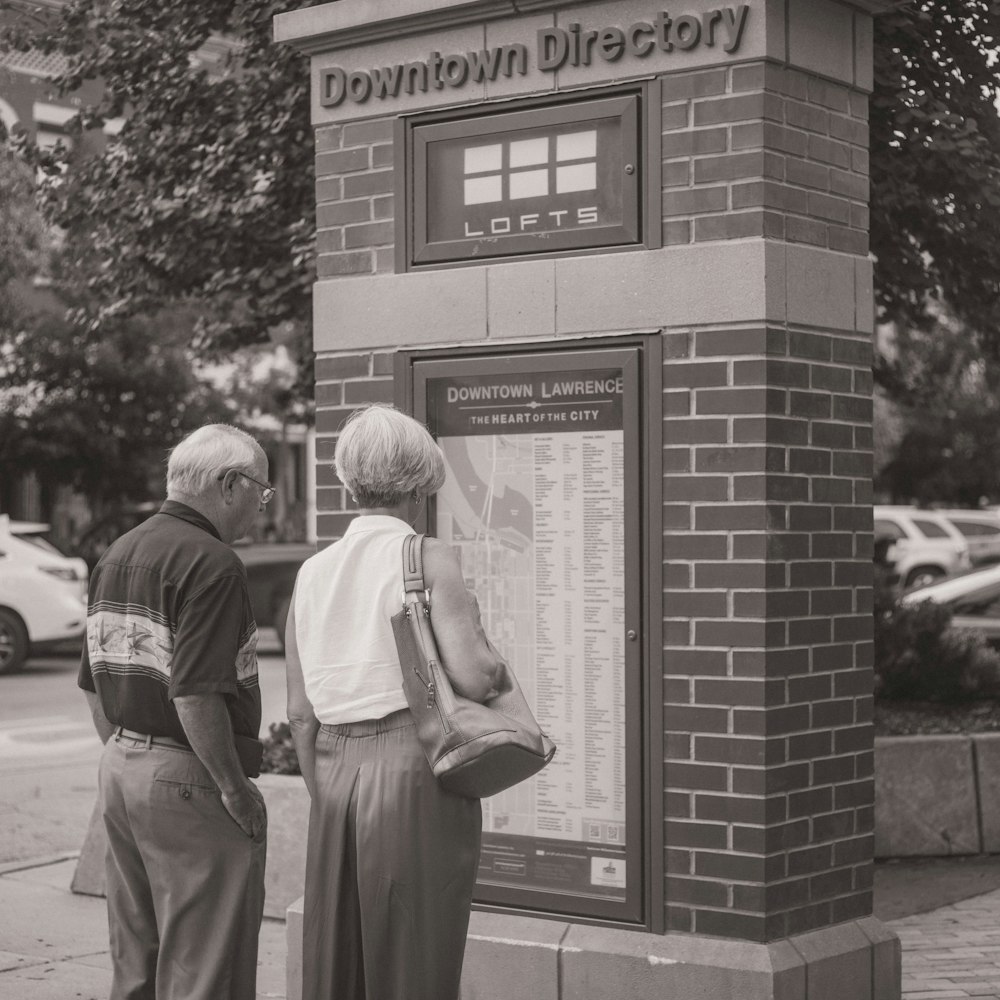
[260,721,301,775]
[875,579,1000,702]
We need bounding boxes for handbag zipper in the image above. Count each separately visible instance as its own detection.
[406,600,451,732]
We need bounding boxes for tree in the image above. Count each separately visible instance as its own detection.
[0,307,234,508]
[871,2,1000,341]
[0,0,317,387]
[0,138,46,325]
[875,313,1000,504]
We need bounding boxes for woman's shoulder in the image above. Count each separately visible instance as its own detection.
[420,535,464,586]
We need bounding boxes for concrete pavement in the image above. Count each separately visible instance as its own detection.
[5,853,1000,1000]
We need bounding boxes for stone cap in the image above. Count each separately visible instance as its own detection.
[274,0,906,53]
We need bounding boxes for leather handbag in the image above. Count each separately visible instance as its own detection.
[390,533,556,799]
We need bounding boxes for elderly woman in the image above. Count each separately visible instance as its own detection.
[285,404,501,1000]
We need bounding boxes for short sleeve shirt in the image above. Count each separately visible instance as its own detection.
[78,500,261,742]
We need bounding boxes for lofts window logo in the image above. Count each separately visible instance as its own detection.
[461,130,599,237]
[320,5,750,108]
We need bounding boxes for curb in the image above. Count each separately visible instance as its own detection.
[875,733,1000,858]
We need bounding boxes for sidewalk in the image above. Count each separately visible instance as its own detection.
[4,855,1000,1000]
[0,857,287,1000]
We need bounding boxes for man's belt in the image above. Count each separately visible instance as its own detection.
[112,726,263,778]
[113,726,190,750]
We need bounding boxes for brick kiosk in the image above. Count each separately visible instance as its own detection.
[275,1,900,998]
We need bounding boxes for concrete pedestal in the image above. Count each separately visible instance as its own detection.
[286,897,900,1000]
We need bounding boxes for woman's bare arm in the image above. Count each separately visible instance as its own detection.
[284,587,320,798]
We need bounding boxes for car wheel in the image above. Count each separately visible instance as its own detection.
[274,596,291,653]
[905,566,946,591]
[0,609,29,675]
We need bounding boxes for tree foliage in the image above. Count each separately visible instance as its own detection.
[871,2,1000,340]
[0,306,234,505]
[1,0,317,380]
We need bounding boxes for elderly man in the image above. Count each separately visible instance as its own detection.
[79,423,271,1000]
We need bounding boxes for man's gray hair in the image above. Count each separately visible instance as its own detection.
[167,424,264,497]
[335,404,445,508]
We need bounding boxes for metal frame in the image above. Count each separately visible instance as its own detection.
[395,336,663,931]
[394,80,661,272]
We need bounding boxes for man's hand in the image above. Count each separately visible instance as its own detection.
[221,780,267,839]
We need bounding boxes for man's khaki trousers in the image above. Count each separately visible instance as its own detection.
[99,733,266,1000]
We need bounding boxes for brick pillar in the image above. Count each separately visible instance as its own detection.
[658,62,877,944]
[276,0,901,996]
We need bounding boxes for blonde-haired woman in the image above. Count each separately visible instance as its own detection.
[286,404,501,1000]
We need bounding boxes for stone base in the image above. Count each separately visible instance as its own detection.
[285,897,901,1000]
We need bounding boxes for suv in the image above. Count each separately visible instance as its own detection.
[874,505,972,591]
[935,509,1000,567]
[0,517,89,674]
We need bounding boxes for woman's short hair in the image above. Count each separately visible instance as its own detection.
[167,424,264,497]
[335,405,445,508]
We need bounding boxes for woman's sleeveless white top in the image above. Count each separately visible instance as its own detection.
[293,515,412,724]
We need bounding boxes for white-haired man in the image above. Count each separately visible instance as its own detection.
[79,424,271,1000]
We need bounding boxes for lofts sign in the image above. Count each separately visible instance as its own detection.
[320,6,751,108]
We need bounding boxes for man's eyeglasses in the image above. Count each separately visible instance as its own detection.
[218,470,276,506]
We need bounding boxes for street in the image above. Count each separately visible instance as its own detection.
[0,632,289,867]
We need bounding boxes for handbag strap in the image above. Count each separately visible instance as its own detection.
[402,533,426,595]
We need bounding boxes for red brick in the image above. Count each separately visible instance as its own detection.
[663,159,690,187]
[315,177,342,203]
[695,445,784,473]
[694,93,782,127]
[317,251,373,277]
[731,121,764,150]
[695,563,767,589]
[344,220,394,249]
[730,63,766,93]
[662,219,692,245]
[789,562,833,588]
[661,69,728,101]
[695,504,771,530]
[808,77,851,113]
[852,147,870,174]
[314,382,343,405]
[343,379,393,404]
[661,102,691,131]
[663,534,730,559]
[342,118,394,146]
[314,125,342,152]
[789,449,831,475]
[696,327,784,356]
[829,168,869,201]
[373,194,394,221]
[784,100,829,134]
[761,123,809,156]
[827,113,868,146]
[810,365,852,392]
[695,619,773,648]
[664,648,730,675]
[764,64,810,101]
[316,229,345,253]
[662,127,728,156]
[785,157,830,191]
[696,387,786,415]
[663,475,728,501]
[372,143,394,168]
[663,360,728,387]
[828,226,868,255]
[695,909,767,943]
[315,407,355,434]
[662,186,728,216]
[807,134,852,169]
[849,91,869,120]
[733,180,809,213]
[734,475,809,502]
[663,418,728,444]
[318,200,373,231]
[808,192,851,224]
[343,170,394,198]
[666,704,730,732]
[664,821,728,848]
[663,448,691,473]
[694,212,767,241]
[695,794,767,824]
[693,151,769,184]
[316,146,369,177]
[785,216,828,247]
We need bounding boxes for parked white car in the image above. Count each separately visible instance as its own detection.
[874,505,972,591]
[898,562,1000,648]
[0,516,89,674]
[935,509,1000,567]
